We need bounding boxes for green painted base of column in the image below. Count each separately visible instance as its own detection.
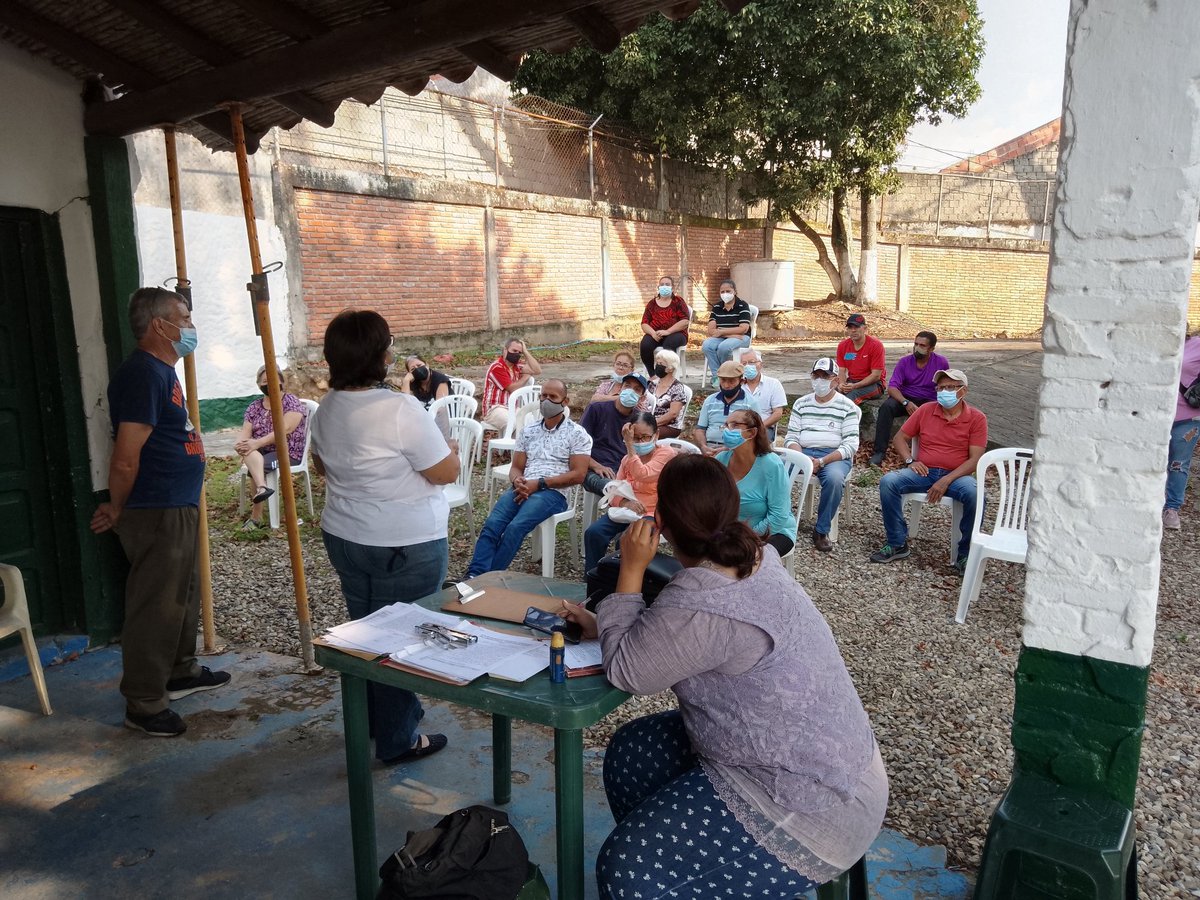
[1011,645,1147,808]
[197,395,257,431]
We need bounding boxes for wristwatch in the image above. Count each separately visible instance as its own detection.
[904,457,914,466]
[538,477,547,491]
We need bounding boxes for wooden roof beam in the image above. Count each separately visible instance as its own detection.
[223,0,327,41]
[84,0,597,136]
[457,40,518,82]
[563,6,622,53]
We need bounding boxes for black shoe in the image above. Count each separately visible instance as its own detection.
[383,733,448,765]
[869,542,911,563]
[166,666,231,700]
[869,452,884,467]
[252,486,275,504]
[813,532,833,552]
[125,708,187,737]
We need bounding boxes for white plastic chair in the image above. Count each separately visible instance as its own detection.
[528,485,581,578]
[483,380,542,477]
[772,448,814,577]
[238,398,318,528]
[956,448,1034,624]
[676,304,695,382]
[659,437,701,455]
[900,437,966,563]
[801,464,854,542]
[445,417,484,545]
[429,392,478,422]
[486,401,542,506]
[448,377,476,398]
[0,564,52,715]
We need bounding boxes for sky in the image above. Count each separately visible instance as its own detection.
[898,0,1071,171]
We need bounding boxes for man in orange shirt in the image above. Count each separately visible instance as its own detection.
[836,313,887,405]
[869,369,987,572]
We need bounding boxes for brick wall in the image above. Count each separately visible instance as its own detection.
[686,225,765,313]
[494,209,602,323]
[606,219,683,318]
[906,244,1049,334]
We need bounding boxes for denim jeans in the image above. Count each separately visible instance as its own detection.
[597,711,816,899]
[1165,417,1200,510]
[879,466,979,558]
[701,334,751,377]
[584,514,630,572]
[802,448,851,536]
[466,487,568,578]
[583,471,612,496]
[322,532,448,761]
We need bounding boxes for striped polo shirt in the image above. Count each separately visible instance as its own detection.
[782,392,862,461]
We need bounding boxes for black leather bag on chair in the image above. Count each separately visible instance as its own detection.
[584,552,682,611]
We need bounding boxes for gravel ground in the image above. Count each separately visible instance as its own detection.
[204,450,1199,896]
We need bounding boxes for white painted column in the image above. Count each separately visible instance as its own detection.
[1023,0,1200,667]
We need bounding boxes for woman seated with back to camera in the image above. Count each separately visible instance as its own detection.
[561,454,887,899]
[717,407,798,557]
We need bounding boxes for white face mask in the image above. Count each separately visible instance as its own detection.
[811,376,834,397]
[720,292,734,303]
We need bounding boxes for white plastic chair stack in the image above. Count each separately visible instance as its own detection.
[0,564,52,715]
[486,401,542,506]
[448,377,476,398]
[956,448,1034,624]
[900,436,966,563]
[528,485,581,578]
[771,448,814,577]
[238,398,319,528]
[445,417,484,545]
[428,392,478,422]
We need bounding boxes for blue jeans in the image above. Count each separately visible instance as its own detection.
[879,467,979,559]
[322,532,448,761]
[584,514,629,572]
[598,711,816,899]
[1165,418,1200,510]
[802,448,851,536]
[701,334,751,377]
[466,487,568,578]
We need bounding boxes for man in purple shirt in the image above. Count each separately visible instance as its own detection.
[869,331,949,466]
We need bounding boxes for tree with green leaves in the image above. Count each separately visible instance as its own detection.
[515,0,983,302]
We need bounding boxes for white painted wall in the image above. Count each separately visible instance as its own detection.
[128,130,291,403]
[1023,0,1200,667]
[0,43,111,488]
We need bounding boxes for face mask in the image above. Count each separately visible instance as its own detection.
[937,388,960,409]
[163,320,198,357]
[720,385,740,400]
[611,370,626,381]
[722,428,746,449]
[633,439,657,455]
[812,376,833,397]
[653,364,668,378]
[720,292,734,303]
[505,350,522,364]
[913,346,927,358]
[540,398,565,418]
[258,384,270,395]
[619,388,640,409]
[742,365,758,381]
[411,366,430,382]
[657,285,672,297]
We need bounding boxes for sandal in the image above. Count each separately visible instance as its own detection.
[252,486,275,504]
[241,519,263,532]
[383,733,447,764]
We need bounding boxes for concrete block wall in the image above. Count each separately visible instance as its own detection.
[906,244,1050,334]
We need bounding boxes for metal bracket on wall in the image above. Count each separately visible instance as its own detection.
[163,276,193,311]
[245,261,283,336]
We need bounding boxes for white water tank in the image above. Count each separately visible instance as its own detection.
[730,260,794,311]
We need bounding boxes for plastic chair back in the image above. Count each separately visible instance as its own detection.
[505,384,542,431]
[0,564,52,715]
[977,447,1034,537]
[676,305,695,382]
[748,304,760,340]
[448,416,484,476]
[448,377,476,398]
[429,393,478,422]
[298,398,318,468]
[772,447,815,537]
[659,437,701,455]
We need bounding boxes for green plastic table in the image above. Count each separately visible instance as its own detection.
[315,574,630,900]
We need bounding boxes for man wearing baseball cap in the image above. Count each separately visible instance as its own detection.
[782,358,861,551]
[581,372,650,495]
[693,360,759,455]
[870,368,987,572]
[837,313,887,405]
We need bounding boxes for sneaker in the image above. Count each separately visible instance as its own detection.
[1163,508,1181,530]
[241,519,263,532]
[953,556,969,576]
[166,666,231,700]
[869,542,910,563]
[125,708,187,737]
[868,452,884,467]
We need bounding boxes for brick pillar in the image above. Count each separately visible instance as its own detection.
[1013,0,1200,813]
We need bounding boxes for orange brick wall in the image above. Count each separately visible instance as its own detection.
[606,220,683,318]
[686,225,765,313]
[906,245,1049,334]
[295,188,486,344]
[1190,258,1200,329]
[495,209,602,324]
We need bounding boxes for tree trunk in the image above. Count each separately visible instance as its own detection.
[830,186,857,299]
[856,191,879,306]
[788,210,840,295]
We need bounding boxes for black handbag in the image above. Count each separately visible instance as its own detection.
[1180,372,1200,409]
[584,551,682,611]
[376,805,529,900]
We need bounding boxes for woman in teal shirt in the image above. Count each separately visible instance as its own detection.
[717,409,798,557]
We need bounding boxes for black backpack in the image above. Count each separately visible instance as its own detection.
[585,551,683,611]
[376,806,529,900]
[1181,372,1200,409]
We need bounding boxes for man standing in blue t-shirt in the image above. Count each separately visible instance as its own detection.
[91,287,229,737]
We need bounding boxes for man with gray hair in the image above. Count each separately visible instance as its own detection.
[737,347,787,441]
[90,287,228,737]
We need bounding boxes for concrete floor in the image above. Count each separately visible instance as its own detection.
[1,643,973,899]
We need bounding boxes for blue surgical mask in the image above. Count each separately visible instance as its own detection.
[742,365,758,381]
[657,285,672,297]
[164,320,198,357]
[937,388,960,409]
[611,370,624,381]
[619,388,640,408]
[722,428,745,449]
[633,439,657,455]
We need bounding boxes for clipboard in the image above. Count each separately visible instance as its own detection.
[440,571,573,624]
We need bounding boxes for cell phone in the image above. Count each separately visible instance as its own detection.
[522,607,582,644]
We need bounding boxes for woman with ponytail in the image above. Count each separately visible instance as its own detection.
[561,454,887,899]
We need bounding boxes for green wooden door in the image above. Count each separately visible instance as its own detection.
[0,211,68,631]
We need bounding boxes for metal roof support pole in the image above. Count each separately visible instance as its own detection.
[227,104,317,673]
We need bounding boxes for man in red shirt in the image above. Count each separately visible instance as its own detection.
[836,313,887,405]
[481,337,542,432]
[870,368,987,572]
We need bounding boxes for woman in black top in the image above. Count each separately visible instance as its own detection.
[701,278,753,387]
[400,355,451,408]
